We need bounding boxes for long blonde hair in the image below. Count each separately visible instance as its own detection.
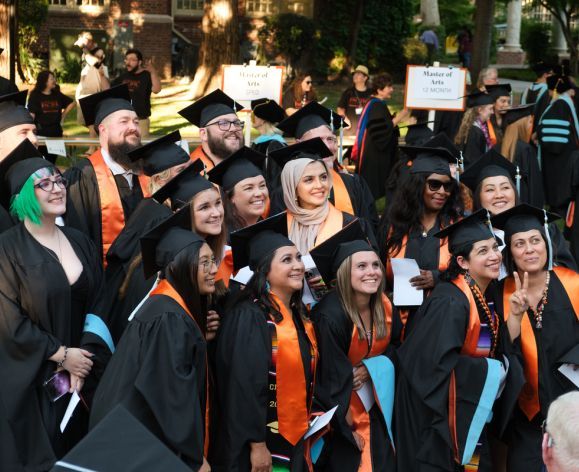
[455,107,478,147]
[335,254,388,340]
[501,116,532,162]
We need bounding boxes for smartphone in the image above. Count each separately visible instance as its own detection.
[43,371,70,402]
[305,268,328,301]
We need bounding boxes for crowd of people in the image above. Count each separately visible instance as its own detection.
[0,51,577,472]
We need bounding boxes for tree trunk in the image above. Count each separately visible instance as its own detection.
[421,0,440,27]
[471,0,495,85]
[347,0,365,69]
[190,0,239,99]
[0,0,16,83]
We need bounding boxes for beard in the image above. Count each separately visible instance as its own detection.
[207,129,243,160]
[108,136,142,172]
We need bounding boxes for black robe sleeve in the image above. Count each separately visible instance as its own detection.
[342,172,379,233]
[463,126,487,167]
[549,223,577,271]
[514,140,545,208]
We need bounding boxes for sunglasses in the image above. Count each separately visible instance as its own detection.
[426,179,454,192]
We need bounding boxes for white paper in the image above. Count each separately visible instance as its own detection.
[355,379,375,411]
[232,266,254,285]
[45,139,67,157]
[60,390,81,432]
[178,139,190,155]
[558,363,579,388]
[391,258,423,306]
[304,405,338,439]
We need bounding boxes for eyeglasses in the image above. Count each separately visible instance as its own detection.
[200,257,218,273]
[205,120,245,131]
[34,176,67,192]
[426,179,454,193]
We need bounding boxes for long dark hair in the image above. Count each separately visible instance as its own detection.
[439,243,474,282]
[227,249,306,323]
[378,172,463,261]
[33,70,54,94]
[223,187,248,233]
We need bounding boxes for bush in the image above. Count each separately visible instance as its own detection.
[54,55,82,84]
[521,20,551,65]
[403,38,428,65]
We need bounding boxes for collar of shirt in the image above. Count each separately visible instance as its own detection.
[101,147,134,188]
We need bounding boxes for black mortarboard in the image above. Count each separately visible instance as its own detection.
[51,405,192,472]
[434,209,497,253]
[206,146,265,191]
[423,132,461,160]
[502,104,535,127]
[460,148,520,193]
[140,203,205,278]
[251,98,286,124]
[547,74,574,94]
[486,83,512,100]
[0,91,34,132]
[79,84,134,127]
[127,130,189,177]
[178,89,243,128]
[531,61,554,77]
[230,212,293,271]
[151,159,212,211]
[268,137,333,169]
[310,219,373,284]
[277,102,344,138]
[402,121,435,146]
[399,145,455,176]
[466,91,495,107]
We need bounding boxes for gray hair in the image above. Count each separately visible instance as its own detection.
[546,391,579,469]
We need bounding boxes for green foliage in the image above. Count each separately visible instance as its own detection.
[18,0,49,82]
[438,0,474,35]
[403,38,428,65]
[521,19,552,65]
[53,55,82,84]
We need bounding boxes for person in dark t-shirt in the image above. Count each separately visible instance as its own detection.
[337,65,372,137]
[112,48,161,137]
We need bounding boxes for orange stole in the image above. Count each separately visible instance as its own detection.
[190,146,215,173]
[269,292,318,445]
[149,279,211,456]
[88,150,150,265]
[487,120,497,147]
[502,267,579,420]
[330,169,355,216]
[215,249,234,288]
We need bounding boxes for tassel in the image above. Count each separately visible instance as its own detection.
[338,122,344,165]
[455,158,461,184]
[544,209,553,271]
[485,209,494,237]
[515,165,521,196]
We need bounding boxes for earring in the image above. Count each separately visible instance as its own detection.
[265,280,271,291]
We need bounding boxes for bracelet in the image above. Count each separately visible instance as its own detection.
[57,346,68,368]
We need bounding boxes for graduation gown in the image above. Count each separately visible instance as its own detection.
[395,276,517,472]
[312,291,401,472]
[512,140,544,208]
[90,281,207,470]
[0,224,111,472]
[434,110,464,143]
[212,297,317,472]
[521,83,550,133]
[0,204,15,233]
[463,125,488,167]
[498,268,579,472]
[251,135,287,190]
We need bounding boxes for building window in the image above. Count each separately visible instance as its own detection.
[48,0,68,5]
[246,0,275,14]
[48,0,109,9]
[175,0,205,13]
[76,0,105,5]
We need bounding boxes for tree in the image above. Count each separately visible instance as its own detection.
[471,0,495,84]
[421,0,441,26]
[190,0,239,99]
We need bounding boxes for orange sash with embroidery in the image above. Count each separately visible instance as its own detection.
[487,120,497,147]
[190,146,216,173]
[287,204,344,252]
[270,292,318,445]
[88,150,150,265]
[502,267,579,420]
[451,274,482,356]
[330,169,355,215]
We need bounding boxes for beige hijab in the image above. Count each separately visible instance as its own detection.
[282,158,333,254]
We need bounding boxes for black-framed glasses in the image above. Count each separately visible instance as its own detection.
[426,179,454,193]
[34,177,67,192]
[205,120,245,131]
[200,257,218,273]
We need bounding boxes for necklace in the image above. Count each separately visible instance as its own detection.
[465,273,498,357]
[529,271,550,329]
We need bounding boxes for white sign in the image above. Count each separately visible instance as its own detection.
[405,65,467,111]
[221,64,285,109]
[44,139,67,157]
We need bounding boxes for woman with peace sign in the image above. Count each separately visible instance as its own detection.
[493,204,579,472]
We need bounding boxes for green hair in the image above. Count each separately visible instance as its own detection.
[10,168,54,225]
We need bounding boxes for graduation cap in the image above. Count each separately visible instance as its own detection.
[485,83,512,100]
[531,61,554,77]
[277,102,344,138]
[268,137,333,169]
[230,212,293,271]
[206,146,265,191]
[151,159,212,211]
[127,130,189,177]
[460,148,522,195]
[401,121,435,146]
[251,98,286,124]
[0,90,34,132]
[310,219,373,284]
[140,203,205,279]
[398,145,455,176]
[466,91,495,108]
[51,405,192,472]
[546,74,574,94]
[491,203,560,270]
[502,103,535,128]
[434,209,498,253]
[79,84,134,127]
[423,132,461,161]
[178,89,243,128]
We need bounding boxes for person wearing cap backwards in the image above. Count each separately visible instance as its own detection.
[276,101,379,232]
[0,139,113,470]
[0,90,40,231]
[485,83,512,147]
[336,65,373,138]
[379,142,463,337]
[492,204,579,472]
[179,88,245,173]
[213,213,319,471]
[537,72,579,216]
[395,210,520,471]
[90,204,216,472]
[65,85,149,265]
[455,90,497,166]
[310,221,402,471]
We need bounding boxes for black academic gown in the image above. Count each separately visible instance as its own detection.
[251,137,286,190]
[463,126,488,167]
[567,150,579,263]
[0,224,110,472]
[64,158,145,262]
[0,204,15,233]
[497,271,579,472]
[548,222,578,271]
[212,300,314,472]
[90,293,207,470]
[512,140,544,208]
[434,110,464,143]
[311,291,401,472]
